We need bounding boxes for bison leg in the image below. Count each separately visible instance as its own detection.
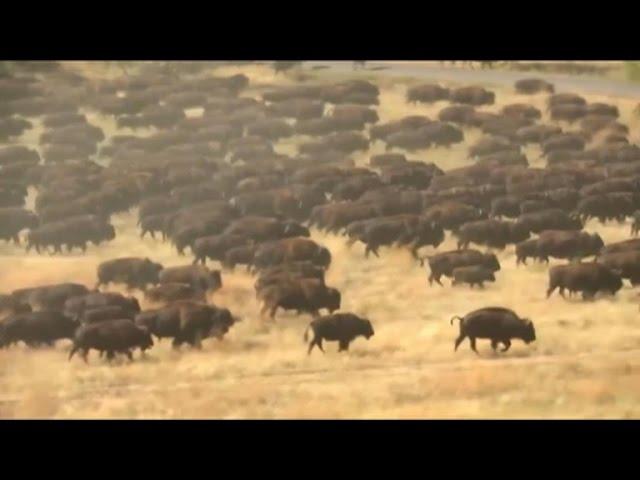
[501,340,512,352]
[316,338,325,353]
[469,337,479,355]
[269,304,278,320]
[12,234,20,245]
[82,348,90,363]
[172,338,182,350]
[546,284,557,298]
[558,286,566,298]
[149,231,156,240]
[126,350,134,361]
[454,334,466,352]
[307,335,318,355]
[491,339,499,352]
[338,340,350,352]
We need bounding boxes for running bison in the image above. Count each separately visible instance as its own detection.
[451,307,536,354]
[304,313,374,354]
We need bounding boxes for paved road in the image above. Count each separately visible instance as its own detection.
[305,61,640,99]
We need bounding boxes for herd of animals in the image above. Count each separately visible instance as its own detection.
[1,61,640,364]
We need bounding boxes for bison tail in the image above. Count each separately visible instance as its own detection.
[450,315,463,326]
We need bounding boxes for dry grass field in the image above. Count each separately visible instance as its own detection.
[2,62,640,418]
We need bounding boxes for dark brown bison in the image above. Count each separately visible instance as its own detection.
[455,219,530,250]
[260,278,341,319]
[192,234,250,266]
[514,78,554,94]
[601,238,640,255]
[450,86,495,106]
[64,292,140,322]
[0,311,77,348]
[426,249,501,286]
[451,307,536,354]
[516,209,583,235]
[0,207,39,244]
[253,237,332,270]
[80,306,133,325]
[406,84,450,104]
[515,124,562,144]
[548,93,587,108]
[576,193,638,224]
[134,302,236,349]
[222,245,256,271]
[223,217,309,243]
[11,283,90,311]
[547,263,623,300]
[304,313,374,354]
[26,215,116,254]
[597,251,640,285]
[144,283,205,304]
[423,202,485,232]
[96,257,164,290]
[530,230,604,263]
[68,319,154,362]
[451,266,496,288]
[550,104,587,122]
[158,265,222,292]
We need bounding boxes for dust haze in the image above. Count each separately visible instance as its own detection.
[1,61,640,418]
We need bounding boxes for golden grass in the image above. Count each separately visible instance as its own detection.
[1,62,640,418]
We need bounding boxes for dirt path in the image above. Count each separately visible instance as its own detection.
[305,61,640,99]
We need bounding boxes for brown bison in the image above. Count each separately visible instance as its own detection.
[547,263,623,300]
[455,219,530,250]
[68,319,154,362]
[451,307,536,354]
[253,237,332,270]
[96,257,164,290]
[426,249,501,286]
[451,266,496,288]
[135,302,237,349]
[304,313,374,354]
[0,311,77,348]
[260,278,341,319]
[514,78,554,94]
[159,265,222,292]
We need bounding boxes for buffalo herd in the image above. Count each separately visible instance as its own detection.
[1,60,639,361]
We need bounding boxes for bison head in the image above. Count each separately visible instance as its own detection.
[208,270,223,290]
[483,253,501,272]
[360,319,375,340]
[314,247,332,269]
[136,326,154,351]
[589,234,605,253]
[521,319,536,343]
[325,288,341,313]
[509,222,530,243]
[283,222,310,238]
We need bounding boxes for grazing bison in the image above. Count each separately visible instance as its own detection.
[96,257,164,290]
[451,307,536,354]
[304,313,374,354]
[0,311,77,348]
[547,263,623,300]
[68,319,154,362]
[426,249,500,286]
[451,266,496,288]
